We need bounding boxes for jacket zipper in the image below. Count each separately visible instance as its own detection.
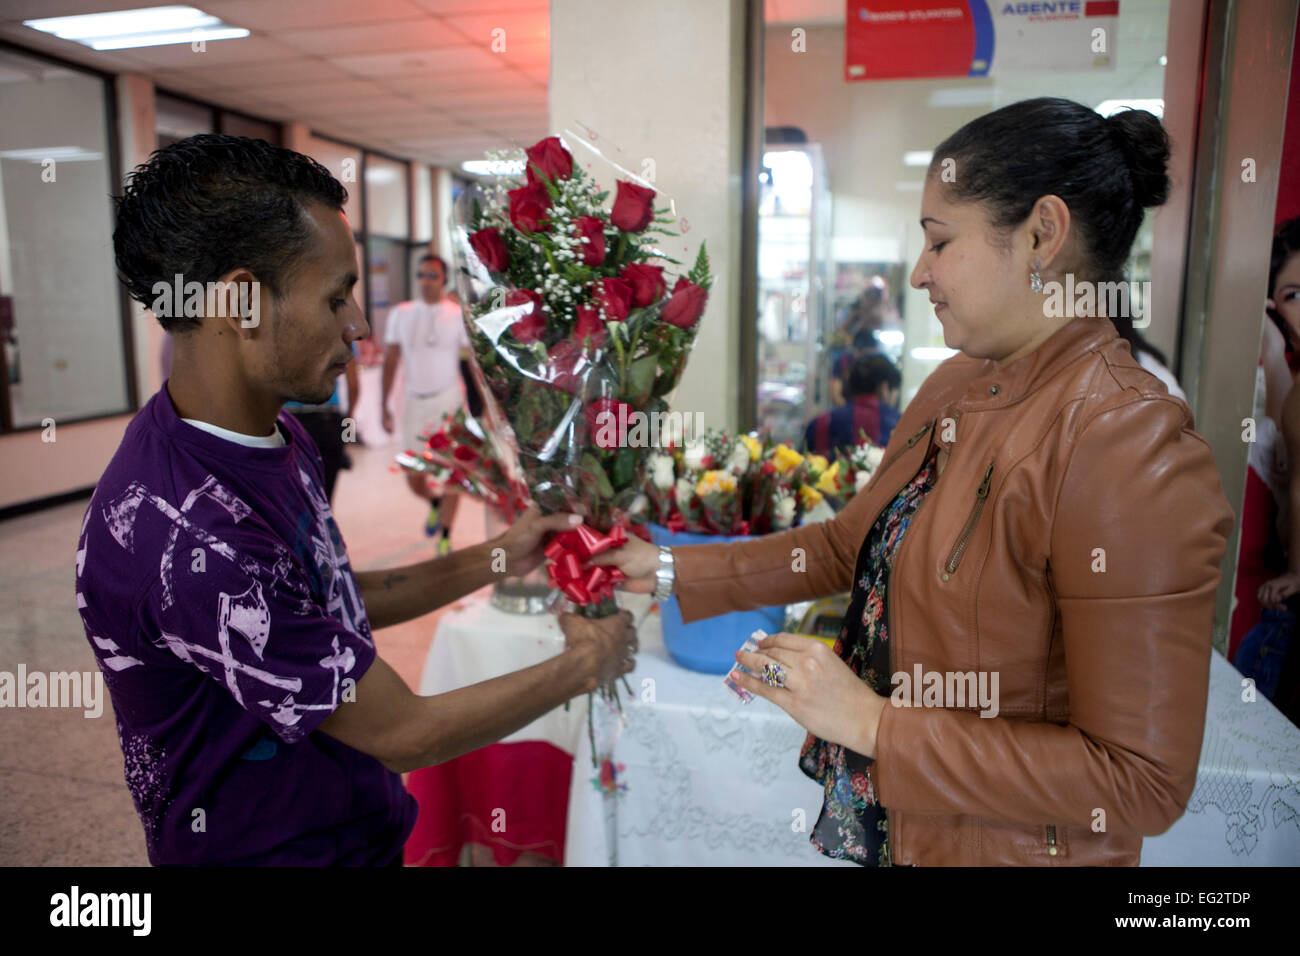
[943,461,995,575]
[870,421,935,487]
[877,420,939,865]
[1046,824,1059,857]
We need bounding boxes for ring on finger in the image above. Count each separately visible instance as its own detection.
[761,660,788,689]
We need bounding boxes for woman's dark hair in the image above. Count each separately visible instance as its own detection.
[930,96,1172,366]
[114,133,347,333]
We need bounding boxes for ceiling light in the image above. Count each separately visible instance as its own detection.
[24,6,248,51]
[903,151,933,167]
[462,159,526,176]
[0,146,102,162]
[911,347,958,361]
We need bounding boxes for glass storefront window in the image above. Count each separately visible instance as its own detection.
[759,0,1172,437]
[0,47,130,430]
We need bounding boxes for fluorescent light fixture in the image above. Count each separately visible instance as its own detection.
[1095,98,1164,120]
[876,329,905,347]
[24,6,248,51]
[903,151,933,167]
[911,347,958,361]
[0,146,102,162]
[462,159,526,176]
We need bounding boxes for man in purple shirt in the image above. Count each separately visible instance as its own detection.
[78,134,635,866]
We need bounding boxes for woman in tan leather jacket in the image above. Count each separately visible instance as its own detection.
[593,98,1236,866]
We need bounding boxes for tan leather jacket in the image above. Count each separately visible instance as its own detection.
[674,317,1235,865]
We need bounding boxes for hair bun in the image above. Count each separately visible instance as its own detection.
[1105,109,1171,208]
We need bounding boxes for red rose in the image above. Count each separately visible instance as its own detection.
[573,304,607,348]
[662,277,707,329]
[505,289,546,343]
[507,179,550,233]
[573,216,607,266]
[619,263,666,307]
[525,136,573,185]
[585,398,633,450]
[468,228,509,272]
[610,180,656,232]
[427,432,452,451]
[452,444,479,466]
[596,277,634,322]
[546,340,589,394]
[700,455,714,469]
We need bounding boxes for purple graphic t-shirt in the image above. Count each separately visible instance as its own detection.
[75,384,417,865]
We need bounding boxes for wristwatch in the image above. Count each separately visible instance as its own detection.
[653,546,675,601]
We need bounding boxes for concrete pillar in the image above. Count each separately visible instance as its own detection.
[548,0,748,432]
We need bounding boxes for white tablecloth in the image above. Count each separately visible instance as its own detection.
[424,595,1300,866]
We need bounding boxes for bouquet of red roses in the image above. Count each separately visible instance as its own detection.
[453,135,713,619]
[393,408,526,521]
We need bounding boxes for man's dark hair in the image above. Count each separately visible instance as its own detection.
[114,133,347,333]
[847,355,901,400]
[418,253,448,278]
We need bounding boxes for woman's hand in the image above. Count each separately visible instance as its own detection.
[733,632,888,758]
[1258,571,1300,610]
[586,533,659,594]
[496,505,584,577]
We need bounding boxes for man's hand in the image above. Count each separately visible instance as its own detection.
[497,505,585,577]
[559,610,638,688]
[586,533,659,594]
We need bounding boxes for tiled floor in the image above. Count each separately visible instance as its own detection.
[0,369,491,865]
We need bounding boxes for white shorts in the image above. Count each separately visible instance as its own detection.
[401,386,463,453]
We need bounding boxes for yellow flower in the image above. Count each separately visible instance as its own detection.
[815,461,840,494]
[806,454,829,474]
[772,444,803,474]
[696,470,737,496]
[800,485,824,508]
[740,434,762,461]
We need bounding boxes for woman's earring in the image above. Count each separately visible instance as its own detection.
[1030,258,1044,293]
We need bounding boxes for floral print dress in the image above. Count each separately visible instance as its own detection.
[798,446,939,866]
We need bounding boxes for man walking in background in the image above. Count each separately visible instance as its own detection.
[381,254,467,552]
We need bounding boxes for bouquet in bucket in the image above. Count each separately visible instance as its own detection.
[644,430,888,533]
[452,134,713,620]
[393,408,526,522]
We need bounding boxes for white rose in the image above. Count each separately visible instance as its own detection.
[774,495,796,529]
[675,476,695,510]
[651,455,676,490]
[683,440,708,471]
[726,442,750,475]
[863,445,885,472]
[854,469,872,493]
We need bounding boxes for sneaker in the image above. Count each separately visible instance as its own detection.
[423,501,441,537]
[436,533,452,556]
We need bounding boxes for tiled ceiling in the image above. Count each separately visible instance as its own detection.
[0,0,549,168]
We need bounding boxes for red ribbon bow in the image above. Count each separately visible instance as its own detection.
[544,524,627,605]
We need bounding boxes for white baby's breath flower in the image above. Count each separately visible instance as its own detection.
[863,445,885,472]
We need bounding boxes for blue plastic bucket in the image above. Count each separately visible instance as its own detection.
[648,523,787,674]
